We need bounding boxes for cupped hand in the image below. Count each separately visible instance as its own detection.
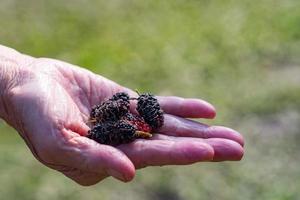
[3,56,244,186]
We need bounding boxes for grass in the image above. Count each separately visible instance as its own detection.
[0,0,300,199]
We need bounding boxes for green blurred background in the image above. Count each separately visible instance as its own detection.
[1,0,300,199]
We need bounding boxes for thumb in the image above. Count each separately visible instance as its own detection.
[60,132,136,182]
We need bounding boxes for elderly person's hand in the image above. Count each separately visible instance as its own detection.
[0,45,244,186]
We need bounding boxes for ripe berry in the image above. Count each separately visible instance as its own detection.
[110,92,130,103]
[110,92,130,110]
[87,122,114,144]
[87,120,137,145]
[90,99,129,123]
[136,93,164,130]
[114,120,137,144]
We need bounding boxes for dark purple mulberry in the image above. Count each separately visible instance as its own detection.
[110,92,130,103]
[87,122,114,144]
[87,120,137,145]
[90,99,129,123]
[110,92,130,111]
[90,104,101,120]
[136,93,164,130]
[114,120,137,144]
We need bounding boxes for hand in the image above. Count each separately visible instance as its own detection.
[1,54,244,186]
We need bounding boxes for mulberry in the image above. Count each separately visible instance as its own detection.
[110,92,130,103]
[87,122,114,145]
[90,99,129,123]
[110,92,130,110]
[87,120,151,145]
[136,93,164,130]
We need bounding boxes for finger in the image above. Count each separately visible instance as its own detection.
[157,96,216,118]
[152,134,244,161]
[123,89,216,119]
[206,138,244,161]
[118,139,214,169]
[60,132,135,182]
[160,114,244,146]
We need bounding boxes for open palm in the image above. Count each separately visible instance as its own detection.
[5,57,243,186]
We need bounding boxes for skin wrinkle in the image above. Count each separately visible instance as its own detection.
[66,122,89,136]
[157,96,216,119]
[171,142,190,164]
[0,61,18,112]
[88,74,99,107]
[166,140,177,165]
[87,73,93,107]
[43,86,65,130]
[64,135,128,179]
[55,60,97,111]
[98,79,109,104]
[16,121,67,171]
[16,126,40,163]
[129,140,149,168]
[123,140,177,168]
[29,128,84,172]
[181,143,213,162]
[56,128,77,154]
[63,137,89,164]
[162,114,181,136]
[198,124,209,139]
[161,116,244,145]
[72,69,92,112]
[53,118,90,165]
[154,134,243,161]
[67,141,91,171]
[136,140,153,167]
[1,91,12,122]
[47,75,83,131]
[72,71,91,117]
[177,97,185,116]
[83,74,94,106]
[0,55,19,66]
[161,114,211,138]
[53,64,90,121]
[171,117,182,136]
[93,75,122,106]
[167,115,242,145]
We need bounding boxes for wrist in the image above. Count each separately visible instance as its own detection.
[0,46,31,123]
[0,46,37,128]
[0,60,19,121]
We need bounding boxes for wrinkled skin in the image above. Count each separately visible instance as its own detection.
[0,47,244,186]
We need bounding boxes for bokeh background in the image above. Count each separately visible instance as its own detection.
[1,0,300,199]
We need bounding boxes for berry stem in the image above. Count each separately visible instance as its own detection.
[135,89,141,96]
[88,118,97,123]
[134,131,152,139]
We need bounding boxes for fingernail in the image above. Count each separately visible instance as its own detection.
[107,169,126,182]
